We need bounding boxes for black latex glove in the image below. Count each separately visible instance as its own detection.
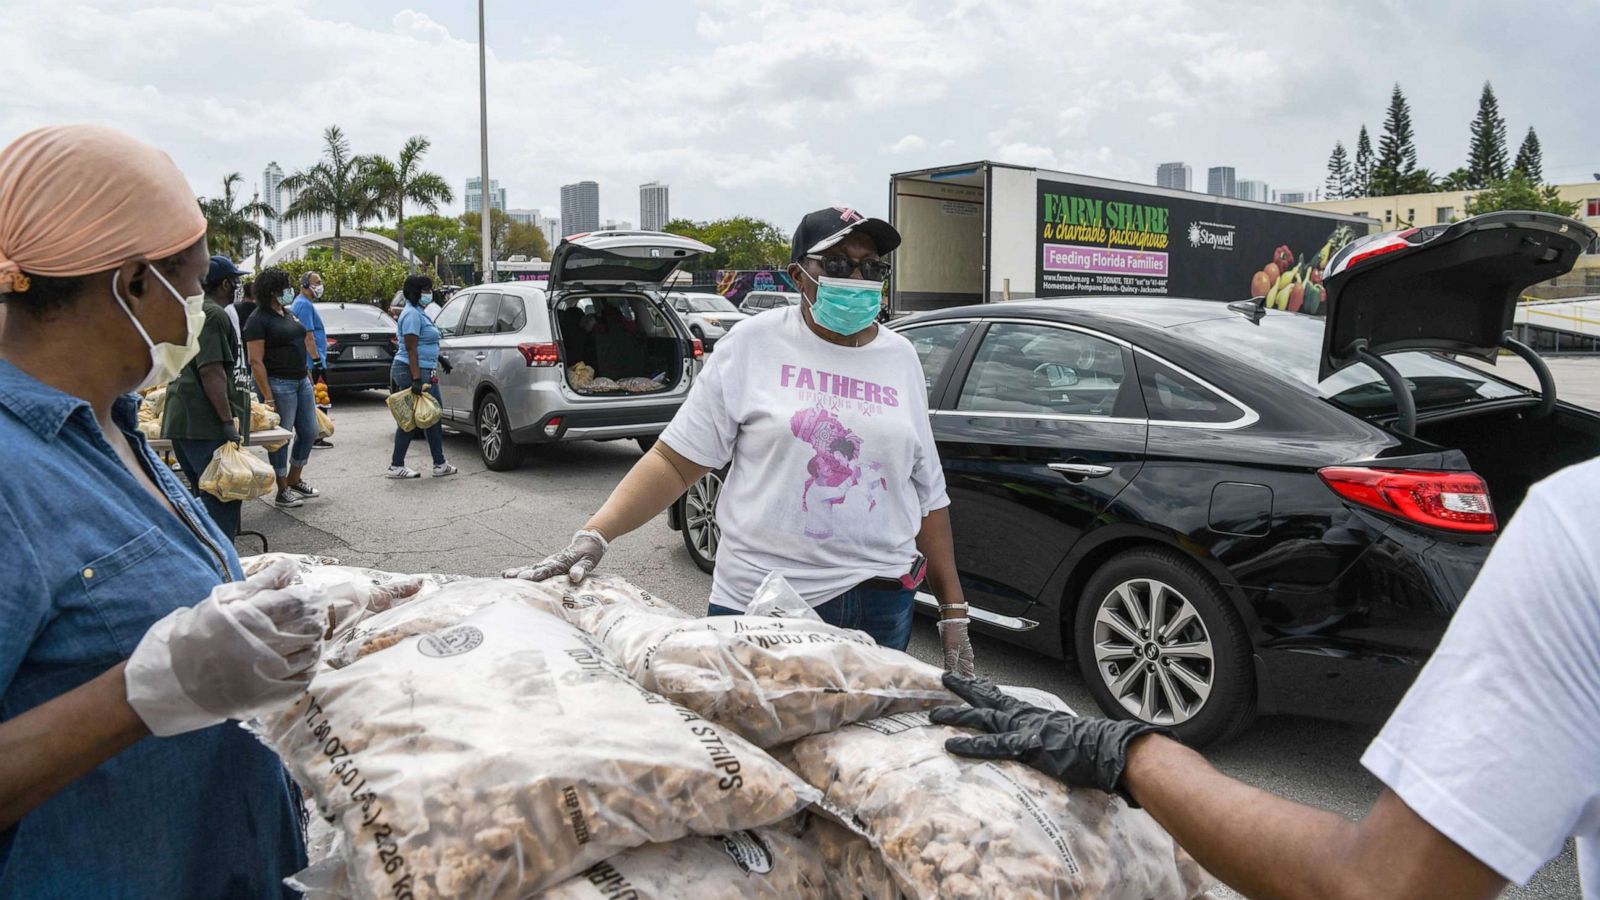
[930,673,1171,806]
[410,381,426,395]
[312,361,326,379]
[221,420,241,444]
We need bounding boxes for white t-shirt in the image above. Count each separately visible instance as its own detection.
[660,306,950,610]
[1361,459,1600,896]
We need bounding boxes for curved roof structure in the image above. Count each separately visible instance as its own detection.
[260,229,417,268]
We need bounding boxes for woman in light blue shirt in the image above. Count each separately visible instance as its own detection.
[387,274,456,479]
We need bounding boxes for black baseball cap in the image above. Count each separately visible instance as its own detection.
[204,254,248,287]
[790,207,901,263]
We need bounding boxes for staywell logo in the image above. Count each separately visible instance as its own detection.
[1187,221,1236,251]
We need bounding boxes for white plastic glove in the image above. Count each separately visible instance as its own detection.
[937,616,976,677]
[502,529,609,583]
[125,558,328,737]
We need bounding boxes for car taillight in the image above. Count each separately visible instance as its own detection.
[691,338,704,359]
[326,337,339,349]
[1318,467,1497,533]
[543,417,562,437]
[517,342,560,367]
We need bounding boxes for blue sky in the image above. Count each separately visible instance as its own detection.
[4,1,1597,240]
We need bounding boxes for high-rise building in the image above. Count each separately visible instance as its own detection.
[1155,163,1191,192]
[1234,180,1270,203]
[602,219,633,232]
[1206,166,1236,198]
[262,162,285,241]
[466,177,507,214]
[506,208,539,226]
[561,181,600,236]
[639,182,669,231]
[538,215,560,247]
[1277,191,1311,205]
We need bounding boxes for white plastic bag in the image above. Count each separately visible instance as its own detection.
[263,602,817,900]
[788,691,1215,900]
[579,602,955,748]
[536,823,830,899]
[745,571,823,621]
[328,577,569,667]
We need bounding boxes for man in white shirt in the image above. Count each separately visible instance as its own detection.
[939,458,1600,898]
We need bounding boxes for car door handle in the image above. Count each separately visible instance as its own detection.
[474,352,487,360]
[1049,462,1113,478]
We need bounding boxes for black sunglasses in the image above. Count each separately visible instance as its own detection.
[807,253,891,282]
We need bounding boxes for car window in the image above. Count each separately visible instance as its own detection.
[496,295,527,333]
[1170,314,1525,412]
[670,296,690,313]
[898,323,969,400]
[688,295,737,313]
[956,323,1126,417]
[316,303,392,331]
[433,294,471,337]
[462,293,503,335]
[1136,354,1246,424]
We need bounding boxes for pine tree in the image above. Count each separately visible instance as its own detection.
[1465,82,1509,188]
[1325,141,1353,198]
[1513,127,1544,182]
[1371,85,1419,196]
[1353,125,1374,197]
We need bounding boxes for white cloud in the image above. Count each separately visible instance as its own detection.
[3,0,1597,232]
[884,134,928,154]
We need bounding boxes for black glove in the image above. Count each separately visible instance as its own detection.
[221,421,241,444]
[930,673,1171,805]
[410,381,426,395]
[312,361,326,379]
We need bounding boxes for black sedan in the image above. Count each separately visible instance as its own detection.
[669,211,1600,745]
[316,301,398,391]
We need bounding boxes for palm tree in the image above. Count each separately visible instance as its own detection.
[362,136,454,271]
[280,126,374,261]
[198,173,276,260]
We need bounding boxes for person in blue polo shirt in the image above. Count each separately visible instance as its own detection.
[289,271,332,449]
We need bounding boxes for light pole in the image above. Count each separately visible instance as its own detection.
[477,0,493,284]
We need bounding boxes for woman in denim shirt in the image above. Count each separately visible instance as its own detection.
[0,125,336,898]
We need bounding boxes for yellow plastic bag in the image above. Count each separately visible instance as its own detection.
[198,442,277,502]
[386,389,417,431]
[413,391,441,429]
[386,389,441,431]
[250,399,280,431]
[315,407,335,439]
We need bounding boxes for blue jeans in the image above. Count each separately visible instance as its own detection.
[391,363,445,467]
[710,583,916,650]
[267,375,317,477]
[170,437,242,539]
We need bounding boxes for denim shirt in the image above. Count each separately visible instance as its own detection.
[0,360,304,898]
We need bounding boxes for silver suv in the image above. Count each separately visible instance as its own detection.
[434,231,714,470]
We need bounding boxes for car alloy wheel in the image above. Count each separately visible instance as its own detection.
[479,400,504,461]
[1091,578,1215,726]
[476,392,525,471]
[681,469,723,572]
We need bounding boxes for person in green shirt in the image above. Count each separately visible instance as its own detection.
[162,255,251,537]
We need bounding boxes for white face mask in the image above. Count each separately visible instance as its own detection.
[311,283,324,299]
[112,266,205,391]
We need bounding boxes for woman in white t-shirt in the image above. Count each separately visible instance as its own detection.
[506,208,975,674]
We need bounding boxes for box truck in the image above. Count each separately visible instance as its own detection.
[887,161,1377,314]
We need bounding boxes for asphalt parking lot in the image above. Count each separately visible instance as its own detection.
[241,364,1591,897]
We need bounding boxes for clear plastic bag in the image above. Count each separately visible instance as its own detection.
[315,407,336,439]
[536,822,829,899]
[198,441,277,501]
[787,699,1215,900]
[798,813,902,900]
[262,602,817,900]
[328,577,569,667]
[578,598,955,748]
[250,398,281,431]
[745,571,823,621]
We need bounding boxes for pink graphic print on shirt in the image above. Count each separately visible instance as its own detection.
[789,406,889,539]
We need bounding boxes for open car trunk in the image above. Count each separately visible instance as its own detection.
[1412,404,1600,518]
[555,293,684,396]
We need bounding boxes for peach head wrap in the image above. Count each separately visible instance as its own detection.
[0,124,206,295]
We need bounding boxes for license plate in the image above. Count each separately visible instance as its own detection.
[351,346,382,360]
